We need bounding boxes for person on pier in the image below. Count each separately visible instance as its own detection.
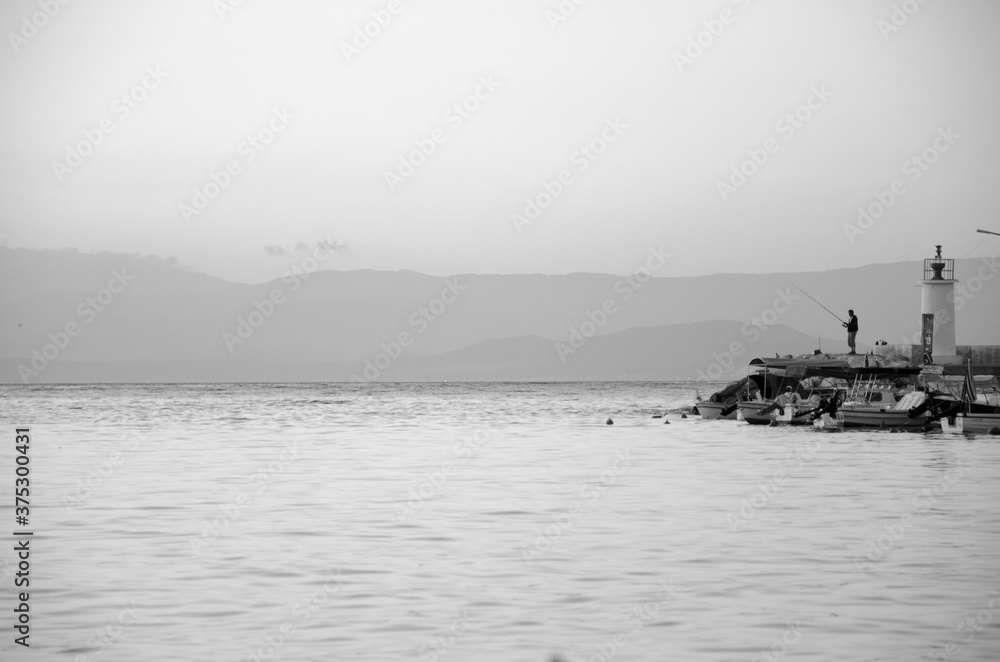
[843,309,859,354]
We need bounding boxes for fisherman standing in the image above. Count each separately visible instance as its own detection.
[843,309,859,354]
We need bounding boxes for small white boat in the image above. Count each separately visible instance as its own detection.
[936,361,1000,435]
[940,412,1000,434]
[839,391,930,430]
[694,401,738,420]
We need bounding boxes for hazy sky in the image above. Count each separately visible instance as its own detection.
[1,0,998,283]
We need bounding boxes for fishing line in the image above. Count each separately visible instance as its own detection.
[789,282,846,325]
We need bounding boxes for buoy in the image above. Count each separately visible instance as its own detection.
[988,427,1000,435]
[681,413,688,419]
[664,419,670,425]
[606,418,614,425]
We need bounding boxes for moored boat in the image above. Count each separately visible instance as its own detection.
[938,361,1000,434]
[735,356,850,425]
[941,412,1000,435]
[736,401,775,426]
[839,391,928,429]
[830,367,929,429]
[695,401,738,420]
[695,377,753,420]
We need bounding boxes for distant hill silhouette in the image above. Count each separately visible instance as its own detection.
[1,246,996,382]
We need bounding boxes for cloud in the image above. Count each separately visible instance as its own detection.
[264,240,349,258]
[316,239,349,254]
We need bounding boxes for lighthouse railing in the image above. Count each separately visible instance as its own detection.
[923,257,954,280]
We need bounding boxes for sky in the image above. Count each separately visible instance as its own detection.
[1,0,998,284]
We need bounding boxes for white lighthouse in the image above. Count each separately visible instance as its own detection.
[919,245,960,365]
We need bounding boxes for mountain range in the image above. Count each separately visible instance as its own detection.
[1,246,997,382]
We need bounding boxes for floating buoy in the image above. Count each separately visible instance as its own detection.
[606,418,614,425]
[681,413,688,419]
[664,419,670,425]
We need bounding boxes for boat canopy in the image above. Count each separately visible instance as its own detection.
[748,357,849,368]
[893,391,927,411]
[748,357,851,375]
[746,358,851,399]
[789,365,922,380]
[748,357,920,381]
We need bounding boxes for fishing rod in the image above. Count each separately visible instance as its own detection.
[789,282,846,325]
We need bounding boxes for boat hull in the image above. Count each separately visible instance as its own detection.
[839,406,928,429]
[735,401,814,425]
[941,413,1000,435]
[696,402,738,420]
[736,402,773,425]
[771,404,816,426]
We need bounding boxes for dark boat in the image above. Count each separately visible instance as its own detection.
[734,357,850,425]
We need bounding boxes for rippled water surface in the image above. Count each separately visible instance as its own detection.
[1,382,998,661]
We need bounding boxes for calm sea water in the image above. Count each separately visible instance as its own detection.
[1,382,998,662]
